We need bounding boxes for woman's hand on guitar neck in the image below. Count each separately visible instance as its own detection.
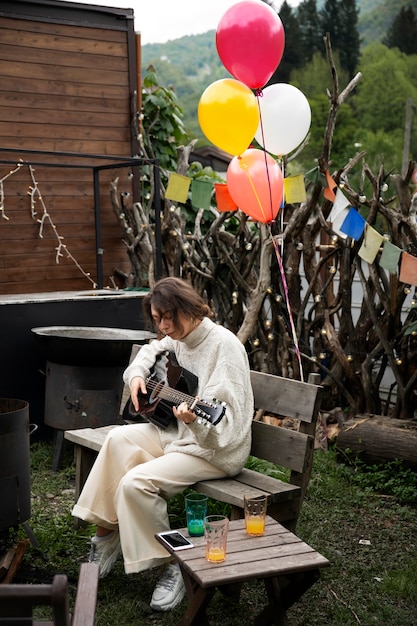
[130,376,147,412]
[173,401,197,425]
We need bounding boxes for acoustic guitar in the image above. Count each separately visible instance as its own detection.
[127,352,226,429]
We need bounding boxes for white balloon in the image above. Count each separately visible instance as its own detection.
[255,83,312,156]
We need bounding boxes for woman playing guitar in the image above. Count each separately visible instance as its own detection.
[72,277,254,612]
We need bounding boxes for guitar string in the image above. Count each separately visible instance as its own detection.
[144,377,218,409]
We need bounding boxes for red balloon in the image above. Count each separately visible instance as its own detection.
[226,149,283,223]
[216,1,285,89]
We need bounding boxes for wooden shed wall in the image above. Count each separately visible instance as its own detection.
[0,1,140,295]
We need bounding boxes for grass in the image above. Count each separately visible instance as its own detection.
[9,441,417,625]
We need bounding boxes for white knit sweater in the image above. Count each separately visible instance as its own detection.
[123,317,254,475]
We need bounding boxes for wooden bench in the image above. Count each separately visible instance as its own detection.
[0,562,99,626]
[65,346,322,532]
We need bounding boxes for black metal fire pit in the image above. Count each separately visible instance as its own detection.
[31,326,155,470]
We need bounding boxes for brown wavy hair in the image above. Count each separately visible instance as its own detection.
[142,277,211,335]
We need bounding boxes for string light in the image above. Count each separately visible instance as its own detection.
[0,161,23,220]
[2,162,97,287]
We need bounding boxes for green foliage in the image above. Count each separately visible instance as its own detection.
[359,0,417,46]
[297,0,323,65]
[383,6,417,54]
[352,44,417,133]
[382,558,417,601]
[320,0,361,77]
[336,454,417,505]
[141,65,188,173]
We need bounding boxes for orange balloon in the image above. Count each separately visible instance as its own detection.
[226,149,283,223]
[198,79,259,156]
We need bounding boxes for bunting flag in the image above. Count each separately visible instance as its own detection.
[283,174,307,204]
[399,252,417,286]
[165,173,191,203]
[304,166,320,184]
[324,170,337,202]
[358,225,384,264]
[331,208,349,239]
[339,207,366,240]
[214,183,238,212]
[329,188,350,222]
[191,179,212,209]
[379,240,402,273]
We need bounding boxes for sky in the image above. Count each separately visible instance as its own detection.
[71,0,299,45]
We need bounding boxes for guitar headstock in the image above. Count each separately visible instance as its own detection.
[194,398,226,427]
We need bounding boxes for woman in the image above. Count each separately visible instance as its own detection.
[72,277,254,612]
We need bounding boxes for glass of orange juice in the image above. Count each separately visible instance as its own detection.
[204,515,229,563]
[244,495,267,536]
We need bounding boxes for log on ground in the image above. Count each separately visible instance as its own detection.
[336,414,417,471]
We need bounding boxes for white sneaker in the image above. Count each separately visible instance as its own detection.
[88,530,121,578]
[150,563,186,611]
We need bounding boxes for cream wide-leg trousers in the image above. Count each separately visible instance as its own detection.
[72,423,226,574]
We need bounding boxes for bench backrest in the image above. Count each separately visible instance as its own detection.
[0,563,98,626]
[250,370,322,498]
[124,346,321,485]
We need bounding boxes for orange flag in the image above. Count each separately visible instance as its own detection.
[399,252,417,286]
[214,183,238,212]
[324,170,337,202]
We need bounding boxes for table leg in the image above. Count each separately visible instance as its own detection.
[179,567,214,626]
[282,569,321,609]
[254,577,289,626]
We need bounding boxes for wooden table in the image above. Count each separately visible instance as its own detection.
[156,515,329,626]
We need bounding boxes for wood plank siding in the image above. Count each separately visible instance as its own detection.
[0,0,141,294]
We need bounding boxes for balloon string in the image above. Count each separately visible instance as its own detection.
[268,224,304,382]
[256,91,274,225]
[239,160,268,223]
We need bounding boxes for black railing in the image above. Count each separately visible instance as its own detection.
[0,147,162,287]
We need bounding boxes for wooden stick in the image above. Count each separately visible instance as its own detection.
[2,539,30,584]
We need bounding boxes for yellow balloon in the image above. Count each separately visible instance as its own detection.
[198,79,259,156]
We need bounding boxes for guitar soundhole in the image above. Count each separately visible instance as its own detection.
[149,381,165,404]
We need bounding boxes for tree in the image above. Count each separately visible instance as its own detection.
[297,0,323,66]
[338,0,361,78]
[269,1,303,84]
[383,6,417,55]
[352,44,417,157]
[320,0,360,78]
